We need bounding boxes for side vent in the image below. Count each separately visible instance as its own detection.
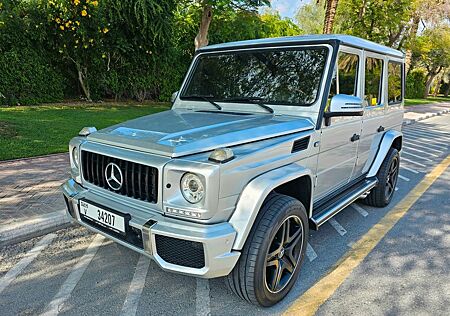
[291,137,310,153]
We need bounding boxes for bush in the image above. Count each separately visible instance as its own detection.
[406,69,427,99]
[0,49,65,105]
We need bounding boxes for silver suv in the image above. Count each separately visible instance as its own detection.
[62,35,404,306]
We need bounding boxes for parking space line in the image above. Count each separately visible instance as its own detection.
[400,165,420,174]
[403,142,444,154]
[403,146,439,157]
[120,255,150,316]
[405,129,450,140]
[328,218,347,236]
[284,155,450,316]
[395,187,399,191]
[404,139,447,150]
[196,279,211,316]
[404,132,450,144]
[402,157,427,167]
[350,204,368,217]
[0,233,56,295]
[402,151,432,162]
[41,234,104,316]
[398,174,410,182]
[306,243,318,262]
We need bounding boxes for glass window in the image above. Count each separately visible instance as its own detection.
[181,47,328,107]
[329,52,359,98]
[365,57,383,106]
[388,61,403,104]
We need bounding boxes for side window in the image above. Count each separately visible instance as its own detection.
[388,61,403,104]
[329,52,359,98]
[365,57,383,106]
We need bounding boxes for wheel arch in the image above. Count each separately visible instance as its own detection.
[367,130,403,178]
[229,164,313,250]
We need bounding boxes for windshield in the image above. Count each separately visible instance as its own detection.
[181,46,329,107]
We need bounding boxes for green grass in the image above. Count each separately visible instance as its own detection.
[404,96,450,106]
[0,102,170,161]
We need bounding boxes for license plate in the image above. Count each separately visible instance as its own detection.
[79,201,126,233]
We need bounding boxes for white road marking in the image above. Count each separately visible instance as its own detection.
[398,174,410,182]
[402,157,427,167]
[41,234,104,316]
[401,165,420,174]
[405,129,450,140]
[402,151,433,162]
[395,187,399,191]
[196,278,211,316]
[306,243,318,262]
[328,218,347,236]
[0,234,56,295]
[351,203,368,217]
[403,146,440,157]
[403,141,444,153]
[404,138,447,150]
[120,255,150,316]
[404,131,450,144]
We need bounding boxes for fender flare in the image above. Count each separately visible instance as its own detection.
[367,130,403,178]
[229,163,313,250]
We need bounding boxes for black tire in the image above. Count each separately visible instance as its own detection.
[225,193,309,307]
[363,147,400,207]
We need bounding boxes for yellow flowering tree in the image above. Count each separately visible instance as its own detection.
[47,0,108,100]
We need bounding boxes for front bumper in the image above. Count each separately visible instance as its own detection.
[61,179,240,278]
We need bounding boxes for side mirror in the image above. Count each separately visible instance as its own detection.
[171,91,179,104]
[323,94,363,126]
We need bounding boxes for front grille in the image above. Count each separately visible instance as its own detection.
[155,235,205,269]
[81,151,158,203]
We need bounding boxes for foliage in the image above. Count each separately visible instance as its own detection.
[295,1,324,34]
[405,69,427,99]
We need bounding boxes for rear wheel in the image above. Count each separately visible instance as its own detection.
[226,193,308,306]
[363,147,400,207]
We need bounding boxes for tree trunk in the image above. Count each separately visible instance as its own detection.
[432,73,443,97]
[405,14,421,74]
[323,0,339,34]
[76,64,91,101]
[424,73,437,98]
[194,5,213,50]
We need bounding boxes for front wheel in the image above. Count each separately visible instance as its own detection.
[363,147,400,207]
[226,193,309,306]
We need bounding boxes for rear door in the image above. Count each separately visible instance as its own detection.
[354,52,386,177]
[315,47,363,200]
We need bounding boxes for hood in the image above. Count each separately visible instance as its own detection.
[87,109,315,157]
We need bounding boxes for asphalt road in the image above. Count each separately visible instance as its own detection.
[1,114,449,316]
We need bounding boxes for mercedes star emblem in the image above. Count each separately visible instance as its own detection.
[105,162,123,191]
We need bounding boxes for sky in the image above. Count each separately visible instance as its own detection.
[268,0,311,19]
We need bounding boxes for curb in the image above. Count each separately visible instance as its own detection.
[403,108,449,126]
[0,210,72,247]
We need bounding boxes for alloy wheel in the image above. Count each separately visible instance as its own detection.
[385,156,399,199]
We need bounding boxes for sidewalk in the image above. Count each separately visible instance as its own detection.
[0,102,448,245]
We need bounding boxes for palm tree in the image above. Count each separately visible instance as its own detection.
[322,0,339,34]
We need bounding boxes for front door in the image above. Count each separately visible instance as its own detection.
[315,48,363,200]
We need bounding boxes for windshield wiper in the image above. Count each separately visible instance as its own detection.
[182,94,222,110]
[219,97,274,114]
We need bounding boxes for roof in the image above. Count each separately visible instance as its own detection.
[198,34,404,58]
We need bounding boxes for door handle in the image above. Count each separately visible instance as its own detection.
[351,134,360,142]
[377,126,385,132]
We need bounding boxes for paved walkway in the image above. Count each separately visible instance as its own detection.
[0,154,69,227]
[0,102,448,241]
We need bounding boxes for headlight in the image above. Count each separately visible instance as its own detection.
[180,173,205,204]
[72,147,80,168]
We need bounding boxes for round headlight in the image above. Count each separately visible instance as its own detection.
[72,147,80,168]
[181,173,205,204]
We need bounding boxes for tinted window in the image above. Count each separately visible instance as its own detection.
[329,52,359,97]
[365,57,383,106]
[388,61,403,104]
[181,47,328,106]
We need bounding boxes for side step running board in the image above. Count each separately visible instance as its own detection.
[311,178,378,230]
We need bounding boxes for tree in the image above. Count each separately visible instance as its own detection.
[181,0,270,50]
[295,1,325,34]
[322,0,339,34]
[412,27,450,97]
